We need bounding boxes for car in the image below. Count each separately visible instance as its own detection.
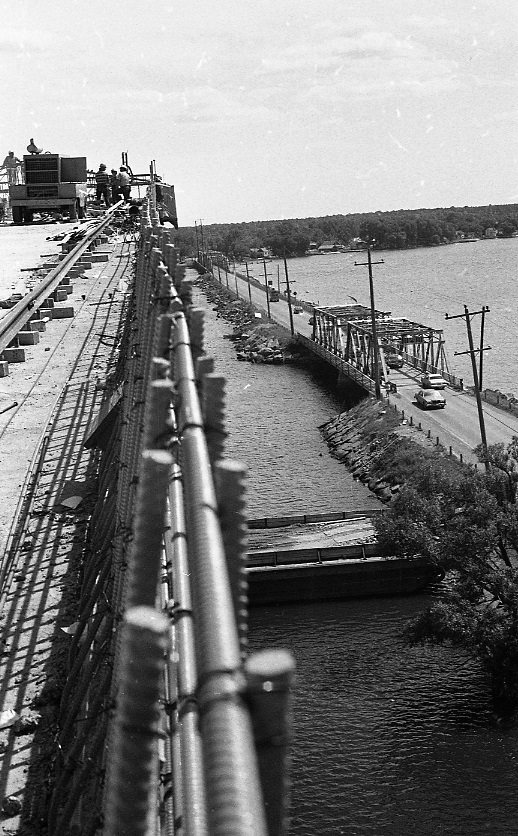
[421,372,447,389]
[385,353,404,369]
[415,389,446,409]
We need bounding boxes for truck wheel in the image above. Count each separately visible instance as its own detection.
[24,208,33,223]
[69,201,78,221]
[12,207,23,225]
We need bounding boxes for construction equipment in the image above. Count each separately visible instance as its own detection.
[9,154,88,224]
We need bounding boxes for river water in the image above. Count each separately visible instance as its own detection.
[196,236,518,836]
[255,237,518,394]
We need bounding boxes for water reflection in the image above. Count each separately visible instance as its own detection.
[249,599,518,836]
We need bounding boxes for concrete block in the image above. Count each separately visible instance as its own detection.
[53,289,68,302]
[51,306,75,319]
[2,347,26,363]
[38,308,53,319]
[60,284,73,295]
[29,320,47,333]
[44,298,55,308]
[18,331,40,346]
[89,253,110,262]
[0,361,9,377]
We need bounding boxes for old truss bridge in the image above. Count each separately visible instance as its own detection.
[301,303,461,396]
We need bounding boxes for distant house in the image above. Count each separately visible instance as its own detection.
[484,227,498,239]
[250,247,272,259]
[318,241,340,253]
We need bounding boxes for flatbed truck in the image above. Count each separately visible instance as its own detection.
[9,154,88,224]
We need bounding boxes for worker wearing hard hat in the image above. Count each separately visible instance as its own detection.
[119,166,131,203]
[95,164,111,206]
[0,151,23,184]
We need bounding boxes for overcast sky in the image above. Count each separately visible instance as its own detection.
[1,0,517,225]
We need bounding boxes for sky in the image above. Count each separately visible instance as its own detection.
[1,0,517,226]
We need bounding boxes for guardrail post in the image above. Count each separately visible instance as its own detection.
[244,649,296,836]
[215,460,249,656]
[202,374,227,466]
[126,449,173,609]
[103,607,169,836]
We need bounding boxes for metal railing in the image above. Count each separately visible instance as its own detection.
[46,199,295,835]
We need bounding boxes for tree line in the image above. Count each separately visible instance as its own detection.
[172,203,518,259]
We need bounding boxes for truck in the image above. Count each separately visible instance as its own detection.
[9,154,88,224]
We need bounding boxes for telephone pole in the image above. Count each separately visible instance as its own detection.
[283,257,295,335]
[244,261,252,304]
[194,222,200,263]
[445,305,491,469]
[262,258,271,319]
[354,243,384,399]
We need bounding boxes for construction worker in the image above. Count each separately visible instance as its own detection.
[0,151,23,185]
[118,166,131,202]
[94,164,111,206]
[110,169,121,204]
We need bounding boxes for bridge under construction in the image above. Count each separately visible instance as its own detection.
[0,188,294,835]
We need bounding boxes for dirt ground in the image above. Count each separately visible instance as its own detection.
[0,221,77,300]
[0,221,122,554]
[0,221,132,832]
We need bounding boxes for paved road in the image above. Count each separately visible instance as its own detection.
[226,267,518,463]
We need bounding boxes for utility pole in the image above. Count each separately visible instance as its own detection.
[194,222,200,264]
[445,305,491,469]
[283,256,295,335]
[199,219,205,257]
[354,243,384,399]
[479,305,489,390]
[245,261,252,304]
[262,258,271,319]
[233,255,239,297]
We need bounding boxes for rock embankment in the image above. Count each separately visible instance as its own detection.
[195,271,298,364]
[321,397,453,503]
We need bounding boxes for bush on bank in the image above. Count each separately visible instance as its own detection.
[323,399,518,714]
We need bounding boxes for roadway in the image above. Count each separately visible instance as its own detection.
[226,267,518,464]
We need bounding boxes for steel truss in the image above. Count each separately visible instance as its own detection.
[311,305,450,382]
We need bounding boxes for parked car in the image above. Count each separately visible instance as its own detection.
[385,353,404,369]
[415,389,446,409]
[421,372,447,389]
